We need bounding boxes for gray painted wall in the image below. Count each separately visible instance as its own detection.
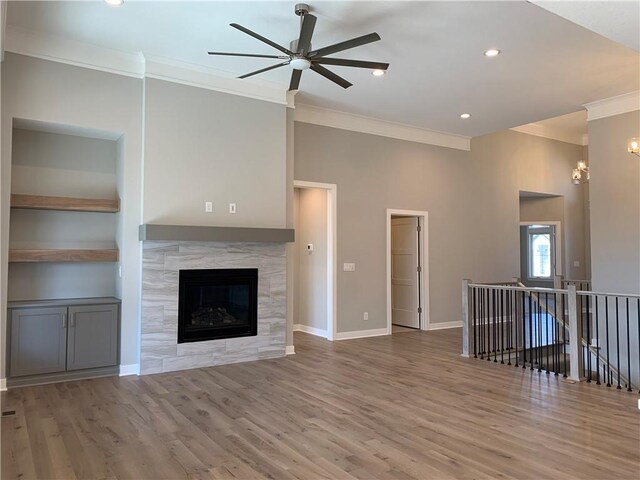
[294,188,328,331]
[143,78,287,228]
[588,110,640,294]
[295,123,586,334]
[471,130,587,282]
[1,53,144,376]
[294,122,473,333]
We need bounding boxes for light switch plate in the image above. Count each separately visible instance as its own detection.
[205,201,213,213]
[343,263,356,272]
[229,203,236,214]
[573,260,580,267]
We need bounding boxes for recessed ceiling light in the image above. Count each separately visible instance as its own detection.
[105,0,124,6]
[372,69,386,77]
[460,113,471,119]
[484,49,501,57]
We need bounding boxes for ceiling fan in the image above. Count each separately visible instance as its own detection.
[208,3,389,91]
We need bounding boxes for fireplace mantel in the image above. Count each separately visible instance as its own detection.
[139,224,294,243]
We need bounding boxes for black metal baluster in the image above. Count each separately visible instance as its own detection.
[512,290,519,367]
[487,288,492,362]
[493,288,498,363]
[507,290,512,366]
[472,287,477,358]
[522,290,527,369]
[616,297,621,389]
[582,295,592,383]
[562,293,567,378]
[595,296,600,385]
[544,292,550,374]
[538,295,543,372]
[605,296,611,387]
[529,294,534,371]
[500,289,504,364]
[626,297,632,392]
[553,292,557,375]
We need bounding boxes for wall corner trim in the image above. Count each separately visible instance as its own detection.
[583,91,640,121]
[294,104,471,151]
[285,345,295,355]
[119,364,140,376]
[335,327,389,340]
[0,378,6,392]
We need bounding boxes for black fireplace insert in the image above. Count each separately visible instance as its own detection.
[178,268,258,343]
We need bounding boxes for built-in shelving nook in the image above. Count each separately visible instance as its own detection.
[8,120,122,301]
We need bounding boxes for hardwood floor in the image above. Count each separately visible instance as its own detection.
[2,328,639,479]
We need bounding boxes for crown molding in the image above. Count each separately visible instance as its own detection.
[4,26,288,105]
[583,91,640,121]
[294,104,470,151]
[145,56,287,105]
[5,25,145,77]
[510,123,588,146]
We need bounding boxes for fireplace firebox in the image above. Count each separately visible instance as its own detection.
[178,269,258,343]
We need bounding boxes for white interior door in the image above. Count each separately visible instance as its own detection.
[391,216,420,328]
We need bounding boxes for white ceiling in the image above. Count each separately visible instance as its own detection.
[5,1,640,138]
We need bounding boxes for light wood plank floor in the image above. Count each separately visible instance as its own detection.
[2,329,639,479]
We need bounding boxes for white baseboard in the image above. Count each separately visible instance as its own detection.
[427,321,463,331]
[285,345,295,355]
[119,364,140,376]
[0,378,6,392]
[293,323,327,338]
[335,327,389,340]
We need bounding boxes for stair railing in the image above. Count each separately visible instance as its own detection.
[462,279,639,392]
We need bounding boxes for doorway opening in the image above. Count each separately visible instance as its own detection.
[386,209,429,334]
[292,181,337,341]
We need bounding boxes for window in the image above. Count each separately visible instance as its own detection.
[527,226,554,279]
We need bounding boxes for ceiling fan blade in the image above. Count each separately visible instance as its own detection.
[289,70,302,91]
[238,61,290,79]
[310,64,352,89]
[308,33,381,59]
[230,23,293,56]
[313,58,389,70]
[296,14,317,55]
[208,51,289,59]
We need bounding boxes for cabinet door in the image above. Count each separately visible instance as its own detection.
[10,307,68,377]
[67,304,119,371]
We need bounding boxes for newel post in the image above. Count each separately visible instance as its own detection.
[462,279,473,358]
[567,283,583,382]
[554,274,564,290]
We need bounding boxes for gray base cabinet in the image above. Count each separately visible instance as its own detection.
[10,307,68,377]
[8,298,120,383]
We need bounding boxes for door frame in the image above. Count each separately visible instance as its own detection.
[386,209,430,334]
[294,180,338,341]
[520,221,563,278]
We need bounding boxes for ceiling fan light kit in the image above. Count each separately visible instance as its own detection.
[208,3,389,91]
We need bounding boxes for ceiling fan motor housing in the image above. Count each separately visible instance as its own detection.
[294,4,310,16]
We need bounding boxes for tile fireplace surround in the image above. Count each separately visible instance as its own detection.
[140,240,287,374]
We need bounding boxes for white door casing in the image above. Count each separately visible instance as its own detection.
[391,216,420,329]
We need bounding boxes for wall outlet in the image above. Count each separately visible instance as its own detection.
[307,243,314,252]
[343,262,356,272]
[363,312,369,321]
[573,260,580,267]
[229,203,236,214]
[205,201,213,213]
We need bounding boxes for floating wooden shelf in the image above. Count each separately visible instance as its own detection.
[9,249,119,263]
[11,194,120,213]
